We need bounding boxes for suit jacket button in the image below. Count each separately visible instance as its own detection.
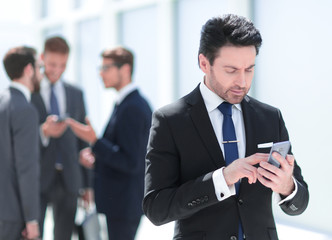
[220,193,224,198]
[230,236,237,240]
[238,199,243,205]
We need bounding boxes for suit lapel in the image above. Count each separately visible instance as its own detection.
[186,86,225,168]
[241,96,258,157]
[31,92,48,123]
[64,84,71,115]
[102,90,138,137]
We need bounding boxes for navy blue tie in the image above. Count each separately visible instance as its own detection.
[50,85,60,116]
[218,102,239,166]
[218,102,244,240]
[50,85,63,170]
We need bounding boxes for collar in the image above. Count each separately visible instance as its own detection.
[40,76,64,92]
[115,82,137,105]
[199,78,242,113]
[10,82,31,102]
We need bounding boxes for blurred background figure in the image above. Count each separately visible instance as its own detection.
[31,36,92,240]
[67,47,152,240]
[0,46,42,240]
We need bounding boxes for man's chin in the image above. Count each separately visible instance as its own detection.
[227,95,245,104]
[47,75,61,83]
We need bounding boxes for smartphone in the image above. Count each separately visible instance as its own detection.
[56,114,68,123]
[267,141,291,168]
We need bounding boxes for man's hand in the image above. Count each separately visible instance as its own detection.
[223,153,268,186]
[22,221,40,240]
[257,153,295,196]
[42,115,67,138]
[81,188,94,209]
[66,117,97,144]
[79,147,95,169]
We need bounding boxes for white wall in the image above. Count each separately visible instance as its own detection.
[0,0,37,91]
[254,0,332,235]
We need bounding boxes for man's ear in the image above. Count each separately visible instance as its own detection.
[24,63,34,78]
[198,54,210,73]
[120,63,131,77]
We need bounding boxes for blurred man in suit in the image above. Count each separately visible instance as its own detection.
[0,46,43,240]
[143,14,309,240]
[67,47,152,240]
[31,36,92,240]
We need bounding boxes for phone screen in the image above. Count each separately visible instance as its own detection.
[267,141,291,168]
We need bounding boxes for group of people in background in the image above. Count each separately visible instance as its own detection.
[0,14,309,240]
[0,36,151,240]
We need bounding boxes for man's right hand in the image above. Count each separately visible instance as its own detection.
[42,115,67,138]
[79,147,95,169]
[223,153,269,186]
[22,221,40,240]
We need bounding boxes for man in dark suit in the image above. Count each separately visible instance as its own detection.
[0,46,42,240]
[67,47,152,240]
[143,14,309,240]
[31,36,92,240]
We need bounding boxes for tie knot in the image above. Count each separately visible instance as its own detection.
[218,102,233,116]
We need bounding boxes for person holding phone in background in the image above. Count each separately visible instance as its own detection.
[31,36,92,240]
[143,14,309,240]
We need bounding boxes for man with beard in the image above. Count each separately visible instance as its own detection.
[0,46,42,240]
[67,47,152,240]
[31,36,91,239]
[143,14,309,240]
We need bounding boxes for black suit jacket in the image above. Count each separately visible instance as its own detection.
[143,85,309,240]
[32,82,91,195]
[92,89,152,220]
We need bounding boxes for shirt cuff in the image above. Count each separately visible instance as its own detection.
[212,167,236,201]
[40,125,50,147]
[26,219,38,224]
[276,176,298,205]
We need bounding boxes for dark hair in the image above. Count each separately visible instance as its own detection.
[198,14,262,66]
[44,36,70,54]
[3,46,36,80]
[101,47,134,76]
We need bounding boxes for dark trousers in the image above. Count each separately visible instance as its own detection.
[106,216,141,240]
[0,221,24,240]
[40,170,78,240]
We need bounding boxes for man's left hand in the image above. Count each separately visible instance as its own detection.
[66,117,97,144]
[257,153,295,196]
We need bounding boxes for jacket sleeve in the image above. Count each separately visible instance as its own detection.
[143,110,219,226]
[77,90,92,189]
[12,105,40,222]
[92,103,149,174]
[277,110,309,215]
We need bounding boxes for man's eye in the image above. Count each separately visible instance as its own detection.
[246,67,255,72]
[225,69,236,74]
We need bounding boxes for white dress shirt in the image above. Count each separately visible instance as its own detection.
[199,79,297,204]
[199,80,244,201]
[40,77,66,116]
[115,82,137,105]
[39,77,67,146]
